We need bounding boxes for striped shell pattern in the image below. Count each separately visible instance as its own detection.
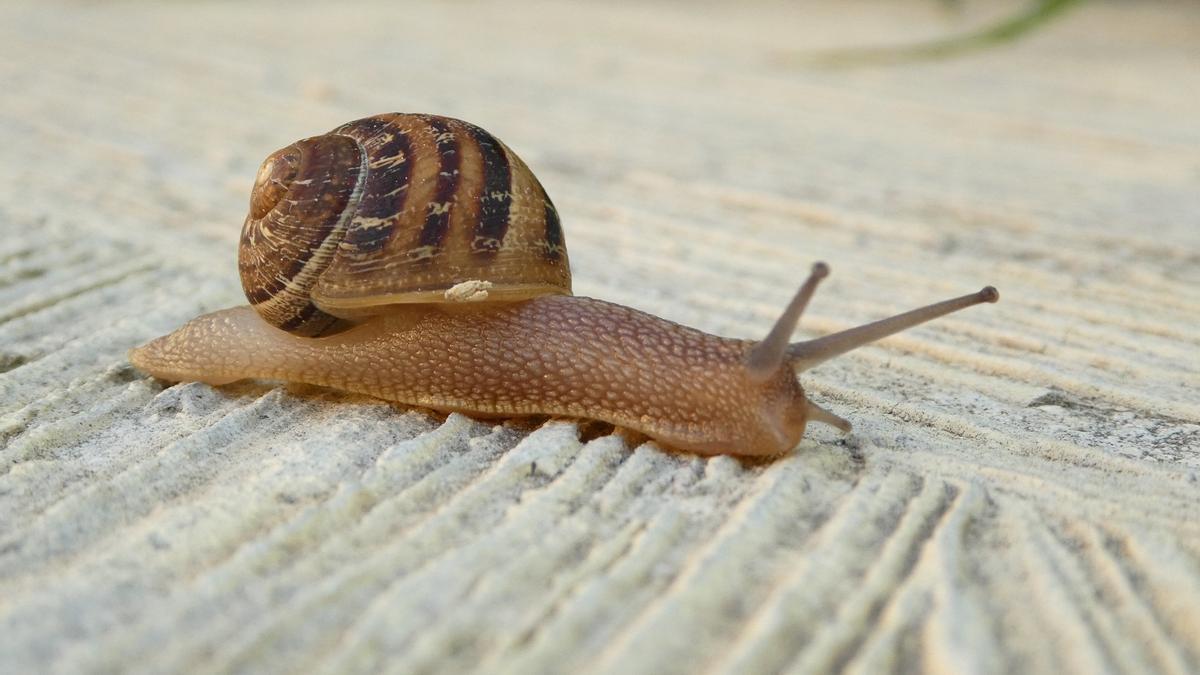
[238,113,571,337]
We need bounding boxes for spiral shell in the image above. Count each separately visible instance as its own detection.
[238,113,571,336]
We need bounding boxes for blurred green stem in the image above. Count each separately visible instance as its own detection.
[782,0,1085,68]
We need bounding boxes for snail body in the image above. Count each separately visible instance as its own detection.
[131,113,998,457]
[130,298,805,456]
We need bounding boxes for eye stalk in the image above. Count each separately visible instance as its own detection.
[743,262,829,382]
[787,283,999,372]
[740,263,998,435]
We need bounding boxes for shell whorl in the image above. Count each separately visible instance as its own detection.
[238,113,572,336]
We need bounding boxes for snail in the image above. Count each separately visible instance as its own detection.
[130,113,999,457]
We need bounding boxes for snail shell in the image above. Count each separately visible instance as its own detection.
[239,113,570,336]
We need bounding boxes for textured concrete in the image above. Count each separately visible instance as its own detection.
[1,1,1199,673]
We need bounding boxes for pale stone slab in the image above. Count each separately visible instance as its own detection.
[1,2,1197,674]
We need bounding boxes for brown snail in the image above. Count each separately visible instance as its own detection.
[130,112,998,457]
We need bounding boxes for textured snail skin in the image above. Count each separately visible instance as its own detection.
[129,296,811,457]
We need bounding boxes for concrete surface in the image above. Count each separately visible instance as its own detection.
[1,1,1198,673]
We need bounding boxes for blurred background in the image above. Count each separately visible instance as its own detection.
[4,0,1196,299]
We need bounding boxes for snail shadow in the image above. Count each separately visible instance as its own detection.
[144,377,864,470]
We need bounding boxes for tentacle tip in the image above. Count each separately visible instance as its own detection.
[812,261,830,279]
[979,286,999,303]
